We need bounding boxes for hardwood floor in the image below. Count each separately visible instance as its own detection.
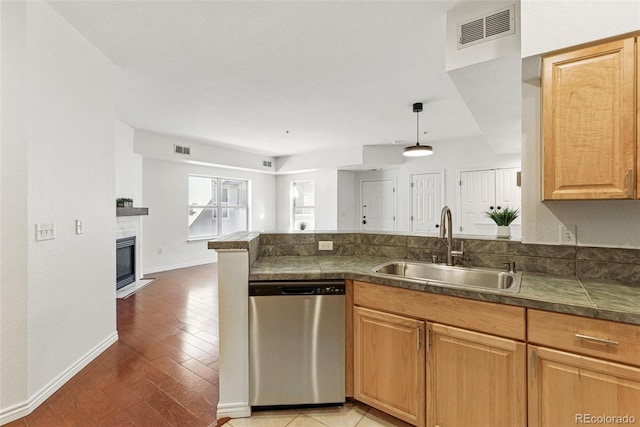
[7,264,220,427]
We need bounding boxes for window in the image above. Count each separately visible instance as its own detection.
[290,181,315,230]
[189,176,248,239]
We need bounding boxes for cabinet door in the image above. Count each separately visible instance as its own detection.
[427,323,526,427]
[542,37,636,200]
[529,345,640,426]
[354,306,425,426]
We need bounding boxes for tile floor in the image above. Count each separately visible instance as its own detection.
[227,402,411,427]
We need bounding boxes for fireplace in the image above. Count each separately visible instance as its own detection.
[116,236,136,289]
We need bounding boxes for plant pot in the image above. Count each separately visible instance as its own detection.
[496,225,511,239]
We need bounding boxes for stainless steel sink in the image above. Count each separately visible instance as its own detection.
[373,260,522,293]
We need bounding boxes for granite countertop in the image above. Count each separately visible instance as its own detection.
[249,255,640,326]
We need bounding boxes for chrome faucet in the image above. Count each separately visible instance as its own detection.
[439,206,464,266]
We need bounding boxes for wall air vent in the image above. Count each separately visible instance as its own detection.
[457,4,515,50]
[174,145,191,155]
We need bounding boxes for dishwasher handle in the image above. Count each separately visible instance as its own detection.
[281,287,315,295]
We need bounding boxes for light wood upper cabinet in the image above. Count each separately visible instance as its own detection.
[353,306,425,427]
[542,36,636,200]
[529,345,640,426]
[427,323,527,427]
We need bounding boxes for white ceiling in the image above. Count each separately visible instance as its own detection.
[48,0,500,158]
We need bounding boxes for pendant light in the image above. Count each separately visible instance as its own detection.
[403,102,433,157]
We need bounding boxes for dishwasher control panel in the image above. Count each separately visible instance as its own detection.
[315,286,345,295]
[249,280,346,296]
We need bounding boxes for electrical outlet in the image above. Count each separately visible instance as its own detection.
[35,223,56,241]
[318,241,334,251]
[559,225,577,245]
[157,247,163,255]
[75,219,84,235]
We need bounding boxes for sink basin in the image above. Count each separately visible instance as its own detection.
[373,260,522,293]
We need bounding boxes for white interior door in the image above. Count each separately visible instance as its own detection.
[361,179,396,231]
[495,168,522,239]
[459,168,522,237]
[410,172,443,233]
[459,170,496,235]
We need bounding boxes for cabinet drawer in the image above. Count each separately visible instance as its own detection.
[528,309,640,366]
[353,281,525,340]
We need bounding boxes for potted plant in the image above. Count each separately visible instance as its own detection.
[485,206,520,239]
[299,222,307,231]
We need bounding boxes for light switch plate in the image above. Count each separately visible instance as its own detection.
[36,223,56,241]
[76,219,84,235]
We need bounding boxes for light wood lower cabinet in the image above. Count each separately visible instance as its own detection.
[528,345,640,426]
[353,306,425,427]
[427,324,527,427]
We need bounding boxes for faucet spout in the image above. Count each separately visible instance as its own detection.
[439,206,463,266]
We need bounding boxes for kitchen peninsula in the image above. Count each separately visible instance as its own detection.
[210,231,640,426]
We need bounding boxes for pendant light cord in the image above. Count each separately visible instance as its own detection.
[416,109,420,145]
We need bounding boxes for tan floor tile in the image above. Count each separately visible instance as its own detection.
[355,408,412,427]
[302,402,368,427]
[287,414,329,426]
[227,409,300,427]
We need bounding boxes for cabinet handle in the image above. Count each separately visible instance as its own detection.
[575,333,619,346]
[424,325,430,352]
[530,350,537,381]
[416,327,421,351]
[627,169,634,198]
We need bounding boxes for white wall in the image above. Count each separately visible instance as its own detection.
[0,2,117,423]
[26,0,117,401]
[142,157,277,273]
[521,0,640,58]
[337,171,357,230]
[446,0,521,71]
[276,170,339,231]
[115,120,142,202]
[1,0,29,416]
[353,137,520,233]
[135,129,276,174]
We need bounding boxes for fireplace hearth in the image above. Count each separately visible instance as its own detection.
[116,236,136,290]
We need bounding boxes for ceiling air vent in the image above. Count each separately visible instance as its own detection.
[174,145,191,155]
[457,4,515,50]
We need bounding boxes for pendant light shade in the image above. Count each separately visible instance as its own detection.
[403,102,433,157]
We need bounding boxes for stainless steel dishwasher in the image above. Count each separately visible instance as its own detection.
[249,280,345,407]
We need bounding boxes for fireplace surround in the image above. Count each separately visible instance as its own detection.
[116,236,136,289]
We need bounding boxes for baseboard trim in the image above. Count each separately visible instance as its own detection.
[216,402,251,419]
[0,332,118,426]
[142,259,215,275]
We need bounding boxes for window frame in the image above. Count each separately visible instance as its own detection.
[290,180,315,231]
[188,175,249,241]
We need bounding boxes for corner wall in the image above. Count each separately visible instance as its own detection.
[26,0,117,400]
[141,157,277,274]
[0,0,29,417]
[276,170,339,231]
[1,2,117,423]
